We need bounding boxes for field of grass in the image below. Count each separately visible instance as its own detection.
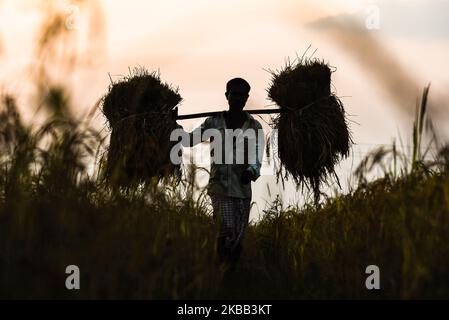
[1,90,449,299]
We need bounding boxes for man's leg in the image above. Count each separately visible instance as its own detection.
[228,198,251,268]
[216,235,229,264]
[211,195,251,267]
[230,242,243,265]
[211,195,235,264]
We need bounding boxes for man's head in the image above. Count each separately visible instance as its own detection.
[225,78,250,112]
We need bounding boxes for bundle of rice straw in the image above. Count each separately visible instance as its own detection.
[267,56,352,203]
[101,67,182,188]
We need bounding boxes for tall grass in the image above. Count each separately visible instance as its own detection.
[0,87,448,299]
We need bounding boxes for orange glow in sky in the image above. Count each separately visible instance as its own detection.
[1,0,448,219]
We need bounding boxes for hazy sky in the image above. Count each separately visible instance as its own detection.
[0,0,448,220]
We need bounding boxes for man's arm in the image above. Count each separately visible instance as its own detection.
[175,117,213,148]
[241,121,264,184]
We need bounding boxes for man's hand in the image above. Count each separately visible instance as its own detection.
[170,107,178,121]
[240,169,254,185]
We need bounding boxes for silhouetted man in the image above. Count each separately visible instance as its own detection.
[176,78,264,269]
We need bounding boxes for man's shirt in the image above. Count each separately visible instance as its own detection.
[181,111,264,199]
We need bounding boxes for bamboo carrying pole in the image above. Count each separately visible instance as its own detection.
[174,107,287,120]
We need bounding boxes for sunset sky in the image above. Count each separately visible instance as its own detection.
[0,0,448,220]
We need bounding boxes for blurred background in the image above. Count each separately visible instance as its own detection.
[0,0,448,221]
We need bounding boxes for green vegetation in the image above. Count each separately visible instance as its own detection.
[0,87,448,299]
